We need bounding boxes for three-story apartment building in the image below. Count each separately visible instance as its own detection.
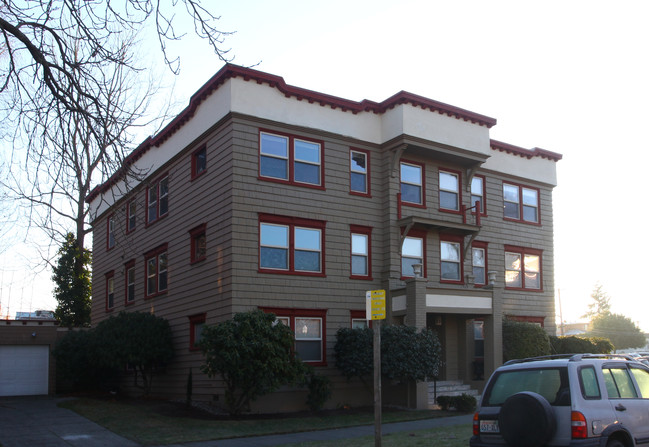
[89,64,561,411]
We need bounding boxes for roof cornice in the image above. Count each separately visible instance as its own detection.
[490,139,562,162]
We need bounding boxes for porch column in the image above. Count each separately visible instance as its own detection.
[405,276,429,409]
[483,285,503,382]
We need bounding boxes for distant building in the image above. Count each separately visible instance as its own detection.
[14,310,56,321]
[88,64,561,411]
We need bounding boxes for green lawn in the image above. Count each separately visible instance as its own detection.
[60,398,470,446]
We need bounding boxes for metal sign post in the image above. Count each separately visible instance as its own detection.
[366,289,386,447]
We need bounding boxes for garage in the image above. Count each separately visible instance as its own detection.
[0,345,50,396]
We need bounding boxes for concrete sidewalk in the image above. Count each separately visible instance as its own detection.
[0,396,472,447]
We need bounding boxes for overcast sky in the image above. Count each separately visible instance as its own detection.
[2,0,648,330]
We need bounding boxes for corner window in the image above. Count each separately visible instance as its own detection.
[127,200,137,232]
[259,214,326,276]
[189,313,206,350]
[189,224,207,264]
[401,232,425,278]
[440,237,462,283]
[191,145,207,179]
[107,215,115,250]
[262,307,327,365]
[503,182,540,223]
[147,175,169,224]
[106,272,115,311]
[350,149,370,196]
[145,244,168,297]
[472,242,488,286]
[125,260,135,305]
[259,131,323,188]
[505,246,542,290]
[439,170,460,211]
[400,161,424,206]
[471,175,486,214]
[350,225,372,279]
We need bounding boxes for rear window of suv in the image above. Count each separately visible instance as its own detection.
[483,367,570,406]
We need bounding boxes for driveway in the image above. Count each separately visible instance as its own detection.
[0,396,138,447]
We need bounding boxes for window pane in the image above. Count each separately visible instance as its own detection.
[158,253,168,291]
[631,368,649,398]
[402,237,422,257]
[505,253,521,270]
[295,318,321,339]
[260,247,288,269]
[260,133,288,157]
[440,191,458,210]
[503,184,519,202]
[401,183,421,204]
[580,367,601,398]
[506,271,521,287]
[504,201,519,219]
[525,255,540,273]
[295,250,320,271]
[195,148,206,174]
[522,188,538,206]
[295,228,320,250]
[294,140,320,163]
[261,224,288,247]
[351,172,367,193]
[439,172,458,191]
[147,258,156,294]
[473,248,485,267]
[402,257,422,277]
[352,319,368,329]
[352,255,368,276]
[295,340,321,362]
[441,242,460,262]
[525,272,540,289]
[471,177,483,195]
[441,261,460,280]
[610,369,637,398]
[148,188,157,222]
[351,152,366,173]
[352,234,368,255]
[523,205,538,222]
[400,164,421,185]
[195,234,206,259]
[473,266,485,284]
[294,161,320,184]
[128,202,136,230]
[260,155,288,179]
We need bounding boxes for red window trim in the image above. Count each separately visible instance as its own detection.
[260,307,327,367]
[438,167,463,215]
[399,159,426,208]
[191,145,207,181]
[504,245,543,292]
[350,224,372,280]
[189,223,207,264]
[258,129,325,190]
[126,200,137,234]
[124,259,136,306]
[349,147,371,198]
[105,271,115,312]
[258,213,327,277]
[144,243,169,299]
[503,181,541,226]
[471,241,489,287]
[471,174,487,217]
[440,233,464,285]
[188,313,207,351]
[507,315,545,327]
[146,173,169,226]
[401,228,427,279]
[106,214,115,251]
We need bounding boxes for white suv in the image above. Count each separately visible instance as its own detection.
[470,354,649,447]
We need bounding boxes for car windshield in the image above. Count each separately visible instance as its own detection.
[483,367,570,406]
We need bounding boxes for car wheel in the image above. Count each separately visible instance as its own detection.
[499,391,556,447]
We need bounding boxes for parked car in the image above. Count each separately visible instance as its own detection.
[470,354,649,447]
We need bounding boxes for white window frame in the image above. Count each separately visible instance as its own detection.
[439,170,460,211]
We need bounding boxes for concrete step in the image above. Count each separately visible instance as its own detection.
[427,380,481,406]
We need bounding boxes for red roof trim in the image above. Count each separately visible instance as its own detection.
[490,139,562,162]
[88,64,498,203]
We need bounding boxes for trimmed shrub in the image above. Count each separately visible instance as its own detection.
[502,319,551,361]
[436,393,476,412]
[549,335,614,355]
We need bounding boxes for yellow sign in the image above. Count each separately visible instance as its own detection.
[366,289,386,320]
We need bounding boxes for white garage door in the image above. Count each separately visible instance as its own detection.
[0,345,49,396]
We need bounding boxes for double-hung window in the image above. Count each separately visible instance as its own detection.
[505,245,542,290]
[259,214,326,276]
[262,307,327,365]
[503,182,540,223]
[350,225,372,279]
[400,161,424,206]
[125,260,135,305]
[106,272,115,311]
[439,170,460,211]
[107,215,115,250]
[127,200,137,232]
[401,232,425,278]
[145,244,168,297]
[471,175,486,214]
[188,313,206,351]
[147,175,169,224]
[440,236,463,283]
[350,149,370,196]
[259,131,323,188]
[191,145,207,179]
[472,242,488,286]
[189,224,207,264]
